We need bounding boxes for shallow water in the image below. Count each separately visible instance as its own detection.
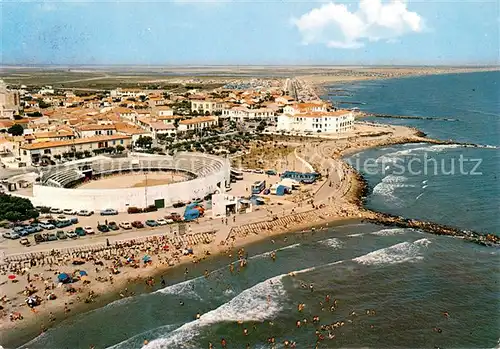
[337,72,500,234]
[18,223,500,349]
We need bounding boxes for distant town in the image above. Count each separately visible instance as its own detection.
[0,77,354,168]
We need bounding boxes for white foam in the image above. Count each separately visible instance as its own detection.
[370,228,407,236]
[279,243,300,251]
[422,184,428,189]
[347,233,365,237]
[318,237,343,248]
[144,275,286,349]
[373,175,416,205]
[156,276,203,300]
[250,243,301,260]
[353,238,431,266]
[415,192,425,201]
[108,323,180,349]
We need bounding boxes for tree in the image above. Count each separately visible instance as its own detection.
[204,111,211,116]
[116,144,125,153]
[135,135,153,149]
[38,100,52,109]
[8,124,24,136]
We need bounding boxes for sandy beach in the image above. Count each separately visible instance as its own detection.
[0,118,442,348]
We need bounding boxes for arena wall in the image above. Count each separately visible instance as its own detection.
[29,156,230,211]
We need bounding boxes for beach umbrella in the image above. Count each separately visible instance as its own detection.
[79,270,88,277]
[58,273,70,283]
[8,275,16,280]
[143,255,151,262]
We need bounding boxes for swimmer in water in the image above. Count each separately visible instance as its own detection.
[196,312,201,319]
[243,328,248,336]
[221,338,227,348]
[179,301,184,306]
[309,284,314,292]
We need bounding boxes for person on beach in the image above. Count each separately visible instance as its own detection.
[161,276,166,286]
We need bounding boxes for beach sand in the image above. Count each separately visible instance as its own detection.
[0,120,441,348]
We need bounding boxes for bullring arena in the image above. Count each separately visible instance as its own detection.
[8,152,230,212]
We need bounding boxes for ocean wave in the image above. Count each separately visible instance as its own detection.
[317,237,343,248]
[108,323,181,349]
[144,275,286,349]
[353,238,431,266]
[376,144,464,164]
[415,192,425,201]
[373,174,416,205]
[370,228,408,236]
[249,243,301,260]
[347,233,365,237]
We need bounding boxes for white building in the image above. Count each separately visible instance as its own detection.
[178,116,217,132]
[222,107,276,122]
[76,124,116,138]
[191,100,225,115]
[155,106,174,117]
[0,80,20,119]
[283,102,328,115]
[277,110,354,134]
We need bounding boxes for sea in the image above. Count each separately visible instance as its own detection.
[12,72,500,349]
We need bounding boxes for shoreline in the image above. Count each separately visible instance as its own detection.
[302,67,500,95]
[2,72,500,347]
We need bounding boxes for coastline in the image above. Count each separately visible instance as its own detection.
[2,72,500,348]
[301,66,500,95]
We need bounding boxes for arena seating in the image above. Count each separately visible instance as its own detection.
[39,153,227,188]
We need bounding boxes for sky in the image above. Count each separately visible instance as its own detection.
[1,0,499,65]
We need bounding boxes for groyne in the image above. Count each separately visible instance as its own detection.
[352,171,500,247]
[363,113,459,122]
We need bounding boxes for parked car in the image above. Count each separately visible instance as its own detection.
[70,217,79,224]
[145,219,158,227]
[166,212,183,222]
[100,209,118,216]
[23,226,35,234]
[30,224,43,233]
[63,209,75,215]
[156,218,168,225]
[20,238,30,246]
[56,220,72,228]
[108,221,119,230]
[165,218,174,224]
[34,233,45,243]
[253,169,264,174]
[39,222,55,230]
[66,231,77,239]
[56,230,67,239]
[131,221,144,229]
[119,221,132,230]
[77,210,94,216]
[265,169,277,175]
[173,202,185,208]
[18,229,30,237]
[46,233,58,241]
[2,232,20,239]
[50,208,63,214]
[75,227,86,236]
[97,224,109,233]
[13,226,25,233]
[83,226,95,234]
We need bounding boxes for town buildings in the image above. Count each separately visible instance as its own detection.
[277,109,355,134]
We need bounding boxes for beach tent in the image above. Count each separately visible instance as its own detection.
[143,255,152,263]
[184,208,201,221]
[279,178,300,189]
[57,273,71,283]
[275,185,288,196]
